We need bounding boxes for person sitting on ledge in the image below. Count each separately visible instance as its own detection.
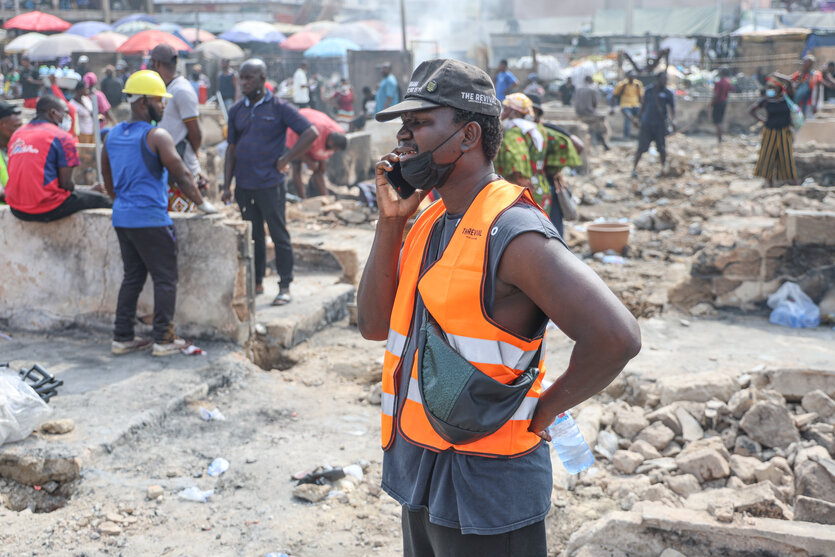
[5,95,111,222]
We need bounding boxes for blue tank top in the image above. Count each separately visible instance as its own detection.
[106,120,171,228]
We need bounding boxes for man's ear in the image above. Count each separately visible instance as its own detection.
[460,121,481,153]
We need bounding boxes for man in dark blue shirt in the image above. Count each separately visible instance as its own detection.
[221,58,317,305]
[632,72,676,178]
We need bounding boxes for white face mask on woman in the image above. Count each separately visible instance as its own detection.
[59,114,72,132]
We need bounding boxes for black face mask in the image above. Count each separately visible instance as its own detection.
[146,97,162,123]
[400,124,467,191]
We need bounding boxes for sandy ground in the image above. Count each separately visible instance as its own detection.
[1,134,834,556]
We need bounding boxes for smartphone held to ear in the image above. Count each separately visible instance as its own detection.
[385,161,417,199]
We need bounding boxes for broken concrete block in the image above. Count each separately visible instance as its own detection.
[613,450,645,474]
[794,412,819,429]
[795,457,835,504]
[658,372,737,406]
[613,407,649,440]
[635,422,675,451]
[40,419,75,434]
[793,495,835,525]
[734,435,762,458]
[629,439,662,460]
[98,521,122,536]
[802,389,835,419]
[739,402,801,449]
[729,454,761,484]
[803,423,835,455]
[674,406,704,442]
[645,405,681,436]
[634,457,678,475]
[685,482,793,520]
[146,485,164,500]
[707,500,734,523]
[751,368,835,402]
[666,474,701,498]
[292,483,331,503]
[676,448,730,483]
[754,456,793,487]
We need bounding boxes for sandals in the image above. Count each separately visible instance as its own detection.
[271,292,292,306]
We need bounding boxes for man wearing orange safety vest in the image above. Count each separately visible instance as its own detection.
[357,59,642,556]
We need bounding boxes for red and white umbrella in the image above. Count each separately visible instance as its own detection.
[117,29,192,54]
[181,28,216,43]
[91,31,129,52]
[2,10,71,32]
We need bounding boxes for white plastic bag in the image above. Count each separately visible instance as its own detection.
[0,373,53,446]
[767,282,821,329]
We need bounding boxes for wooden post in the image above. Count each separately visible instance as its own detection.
[102,0,111,24]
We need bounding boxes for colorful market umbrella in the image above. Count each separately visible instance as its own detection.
[5,32,46,54]
[219,20,286,44]
[113,13,158,28]
[194,39,245,60]
[181,27,216,43]
[304,37,360,58]
[3,11,71,32]
[324,22,382,49]
[90,31,128,51]
[26,33,101,61]
[114,20,159,36]
[117,29,192,53]
[279,30,323,51]
[67,21,111,38]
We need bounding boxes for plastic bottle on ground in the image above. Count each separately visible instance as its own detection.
[547,410,595,474]
[207,457,230,477]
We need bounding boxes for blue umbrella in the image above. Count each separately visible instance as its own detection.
[113,13,157,28]
[219,21,286,44]
[67,21,111,38]
[304,37,360,58]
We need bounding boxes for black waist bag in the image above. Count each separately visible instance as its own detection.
[418,315,540,446]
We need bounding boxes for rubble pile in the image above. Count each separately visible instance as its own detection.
[286,192,376,227]
[556,368,835,555]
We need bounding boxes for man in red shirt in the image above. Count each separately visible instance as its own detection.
[286,107,347,198]
[711,67,735,143]
[5,95,110,222]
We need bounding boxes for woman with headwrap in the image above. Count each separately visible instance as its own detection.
[749,75,798,187]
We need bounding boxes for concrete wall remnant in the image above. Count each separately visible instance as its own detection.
[669,210,835,311]
[0,208,253,344]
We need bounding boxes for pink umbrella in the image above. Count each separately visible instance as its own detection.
[280,30,323,51]
[181,28,216,43]
[117,29,192,53]
[91,31,128,51]
[3,10,70,32]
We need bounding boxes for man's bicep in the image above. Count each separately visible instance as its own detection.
[499,232,632,341]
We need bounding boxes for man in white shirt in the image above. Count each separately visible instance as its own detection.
[150,44,206,212]
[293,62,310,108]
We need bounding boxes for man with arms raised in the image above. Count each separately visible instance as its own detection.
[357,59,641,556]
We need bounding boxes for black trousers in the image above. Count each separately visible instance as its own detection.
[402,507,547,557]
[547,175,565,237]
[235,185,293,287]
[113,226,178,344]
[10,190,112,222]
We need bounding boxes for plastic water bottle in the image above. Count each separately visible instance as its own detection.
[548,411,595,474]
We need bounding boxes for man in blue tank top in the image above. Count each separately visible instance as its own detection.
[101,70,218,357]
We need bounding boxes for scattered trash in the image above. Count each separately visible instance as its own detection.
[199,407,227,421]
[0,332,12,341]
[207,457,230,477]
[15,364,63,402]
[767,282,820,329]
[293,466,345,485]
[182,345,206,356]
[601,255,625,265]
[177,486,214,503]
[0,373,53,446]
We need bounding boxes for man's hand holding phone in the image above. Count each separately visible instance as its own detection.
[375,152,426,221]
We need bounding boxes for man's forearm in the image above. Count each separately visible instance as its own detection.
[174,168,203,205]
[281,128,317,164]
[357,218,407,340]
[223,145,236,190]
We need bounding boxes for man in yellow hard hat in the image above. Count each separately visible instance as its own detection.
[101,70,217,358]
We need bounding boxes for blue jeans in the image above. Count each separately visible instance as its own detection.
[622,106,640,138]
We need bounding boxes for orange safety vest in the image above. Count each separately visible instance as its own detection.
[381,179,546,458]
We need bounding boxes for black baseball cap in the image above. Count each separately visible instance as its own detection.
[0,101,21,119]
[375,58,501,122]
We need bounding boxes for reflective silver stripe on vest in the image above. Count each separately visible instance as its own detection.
[386,329,408,357]
[407,378,536,421]
[510,396,539,421]
[382,393,396,416]
[443,333,539,371]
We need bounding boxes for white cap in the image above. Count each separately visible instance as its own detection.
[78,55,89,63]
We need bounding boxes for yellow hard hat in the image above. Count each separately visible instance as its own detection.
[122,70,172,98]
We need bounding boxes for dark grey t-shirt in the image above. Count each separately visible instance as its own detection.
[382,200,563,535]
